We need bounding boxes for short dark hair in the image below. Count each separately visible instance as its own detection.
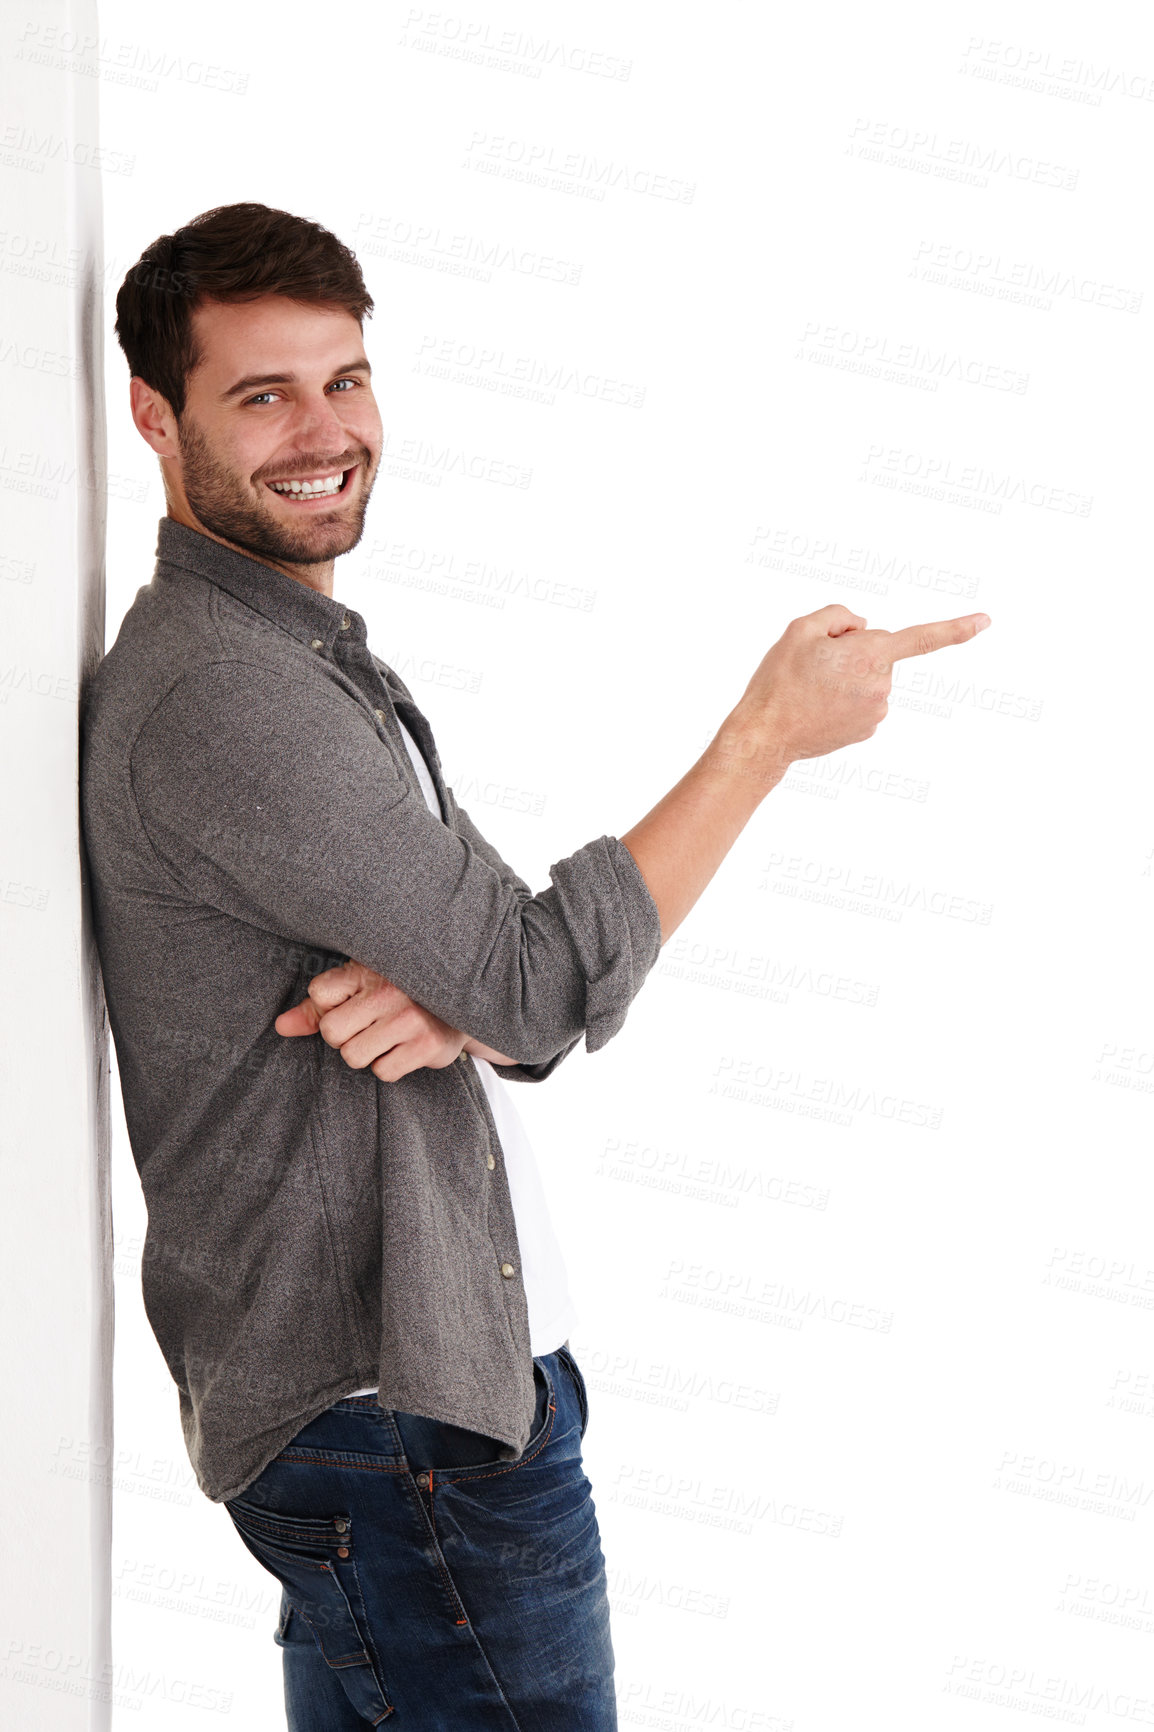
[114,202,374,420]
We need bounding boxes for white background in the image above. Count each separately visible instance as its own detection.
[89,1,1154,1726]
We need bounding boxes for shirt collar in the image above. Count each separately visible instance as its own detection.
[154,515,367,653]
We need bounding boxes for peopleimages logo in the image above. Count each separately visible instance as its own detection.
[912,238,1143,314]
[847,116,1079,190]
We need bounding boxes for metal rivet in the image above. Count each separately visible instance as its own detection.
[310,637,324,650]
[337,1546,350,1558]
[333,1519,348,1533]
[416,1472,431,1489]
[486,1152,495,1170]
[500,1261,515,1278]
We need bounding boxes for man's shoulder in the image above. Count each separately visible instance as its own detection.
[83,562,309,755]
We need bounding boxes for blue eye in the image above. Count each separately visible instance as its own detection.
[243,378,362,406]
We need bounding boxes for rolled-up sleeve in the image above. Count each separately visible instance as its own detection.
[438,787,577,1083]
[130,660,663,1066]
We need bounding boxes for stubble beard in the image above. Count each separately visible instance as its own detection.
[175,412,378,566]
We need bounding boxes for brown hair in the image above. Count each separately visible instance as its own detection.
[114,202,374,421]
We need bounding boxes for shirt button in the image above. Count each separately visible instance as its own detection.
[500,1261,515,1278]
[486,1152,495,1170]
[340,614,350,630]
[310,637,324,650]
[374,708,386,724]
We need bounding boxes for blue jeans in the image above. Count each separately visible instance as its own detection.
[222,1344,615,1729]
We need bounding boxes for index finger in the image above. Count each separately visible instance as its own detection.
[885,613,991,663]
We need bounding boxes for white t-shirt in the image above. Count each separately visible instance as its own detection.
[343,717,577,1397]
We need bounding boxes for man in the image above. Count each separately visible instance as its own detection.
[80,202,990,1730]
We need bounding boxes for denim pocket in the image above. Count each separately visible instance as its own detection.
[224,1498,392,1724]
[414,1350,557,1489]
[398,1356,556,1482]
[556,1343,589,1440]
[273,1586,315,1650]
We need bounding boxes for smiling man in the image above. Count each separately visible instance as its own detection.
[79,203,990,1731]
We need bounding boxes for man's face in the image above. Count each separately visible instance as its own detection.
[167,295,383,574]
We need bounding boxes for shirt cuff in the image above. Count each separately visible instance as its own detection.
[489,1033,581,1084]
[545,834,663,1054]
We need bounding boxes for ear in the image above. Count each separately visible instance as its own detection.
[129,375,180,458]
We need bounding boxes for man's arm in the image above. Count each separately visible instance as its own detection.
[274,752,581,1083]
[271,603,990,1080]
[439,786,580,1080]
[617,604,990,940]
[131,659,661,1067]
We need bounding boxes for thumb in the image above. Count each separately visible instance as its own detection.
[275,996,322,1037]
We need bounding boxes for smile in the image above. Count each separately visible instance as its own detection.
[265,467,353,501]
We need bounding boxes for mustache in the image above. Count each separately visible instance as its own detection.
[256,449,371,482]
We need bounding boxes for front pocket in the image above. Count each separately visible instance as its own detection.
[556,1344,589,1439]
[225,1499,392,1724]
[273,1588,308,1648]
[432,1356,557,1487]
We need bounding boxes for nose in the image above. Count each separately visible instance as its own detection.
[288,390,352,447]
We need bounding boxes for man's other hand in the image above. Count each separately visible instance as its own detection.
[732,604,992,765]
[274,960,516,1081]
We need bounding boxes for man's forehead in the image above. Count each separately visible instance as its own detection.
[191,295,361,354]
[188,296,366,384]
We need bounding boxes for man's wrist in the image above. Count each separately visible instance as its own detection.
[708,704,795,792]
[461,1034,518,1065]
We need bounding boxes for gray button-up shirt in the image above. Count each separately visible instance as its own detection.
[79,516,661,1503]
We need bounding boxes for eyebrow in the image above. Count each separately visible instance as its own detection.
[219,359,373,402]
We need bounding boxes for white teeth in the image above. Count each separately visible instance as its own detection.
[269,471,346,496]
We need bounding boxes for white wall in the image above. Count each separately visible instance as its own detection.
[96,3,1153,1728]
[0,2,112,1727]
